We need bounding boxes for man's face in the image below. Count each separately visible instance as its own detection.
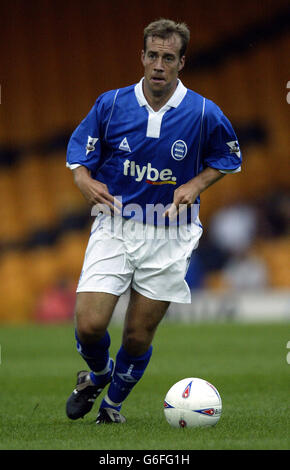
[141,34,185,97]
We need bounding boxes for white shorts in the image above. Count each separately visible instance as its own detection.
[77,213,203,303]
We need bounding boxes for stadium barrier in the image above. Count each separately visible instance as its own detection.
[112,289,290,323]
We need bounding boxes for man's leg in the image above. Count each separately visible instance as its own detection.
[122,288,169,355]
[66,291,119,419]
[75,291,118,342]
[98,289,169,419]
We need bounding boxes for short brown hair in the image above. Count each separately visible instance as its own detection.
[143,18,190,58]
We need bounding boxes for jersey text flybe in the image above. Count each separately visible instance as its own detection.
[123,159,177,185]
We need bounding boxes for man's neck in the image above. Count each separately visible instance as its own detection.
[142,80,178,112]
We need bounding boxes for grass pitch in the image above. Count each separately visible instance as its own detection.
[0,321,289,451]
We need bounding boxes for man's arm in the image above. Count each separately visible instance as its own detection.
[73,166,121,213]
[163,167,225,220]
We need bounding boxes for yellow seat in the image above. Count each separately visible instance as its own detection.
[0,252,35,322]
[23,246,63,295]
[56,230,89,284]
[45,153,87,216]
[15,156,58,231]
[252,238,290,288]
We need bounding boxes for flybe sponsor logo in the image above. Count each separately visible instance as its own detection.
[123,159,177,185]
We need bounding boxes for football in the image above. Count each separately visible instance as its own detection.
[164,377,222,428]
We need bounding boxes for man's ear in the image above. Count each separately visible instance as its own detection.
[178,55,185,72]
[141,50,145,66]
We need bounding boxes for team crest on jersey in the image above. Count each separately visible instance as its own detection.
[171,140,187,161]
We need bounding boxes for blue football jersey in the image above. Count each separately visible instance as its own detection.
[67,78,242,225]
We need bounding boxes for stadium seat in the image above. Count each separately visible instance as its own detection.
[0,169,29,241]
[252,238,290,288]
[0,252,35,322]
[46,152,87,216]
[14,156,58,232]
[56,230,89,284]
[24,246,64,294]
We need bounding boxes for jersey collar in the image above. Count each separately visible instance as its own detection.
[134,77,187,110]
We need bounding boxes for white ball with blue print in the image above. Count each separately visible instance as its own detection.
[164,377,222,428]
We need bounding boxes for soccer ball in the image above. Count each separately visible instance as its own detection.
[164,377,222,428]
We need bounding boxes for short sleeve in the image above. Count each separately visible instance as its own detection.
[202,101,242,173]
[66,96,105,172]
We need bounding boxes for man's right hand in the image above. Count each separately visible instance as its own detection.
[72,166,122,214]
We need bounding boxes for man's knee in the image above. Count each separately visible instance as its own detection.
[74,292,118,344]
[122,327,154,356]
[75,311,106,343]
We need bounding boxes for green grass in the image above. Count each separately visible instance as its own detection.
[0,321,289,450]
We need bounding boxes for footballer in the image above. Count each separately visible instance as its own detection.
[65,18,241,424]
